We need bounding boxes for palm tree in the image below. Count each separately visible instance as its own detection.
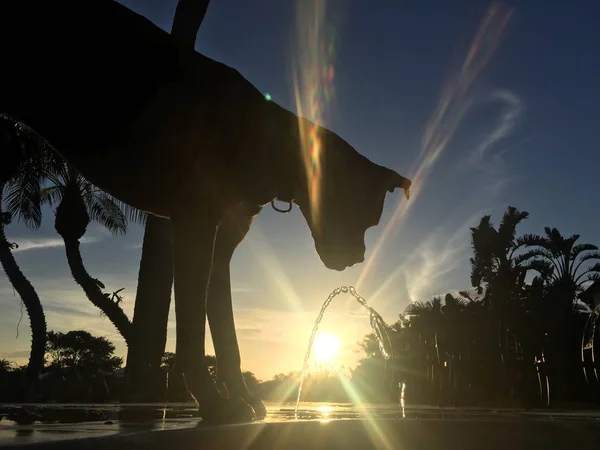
[0,119,49,387]
[404,297,444,404]
[516,227,600,402]
[469,206,533,404]
[125,215,173,401]
[34,161,136,343]
[517,227,600,311]
[470,206,530,309]
[3,120,172,400]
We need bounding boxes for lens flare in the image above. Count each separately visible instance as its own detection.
[293,0,337,232]
[356,2,513,291]
[312,332,341,362]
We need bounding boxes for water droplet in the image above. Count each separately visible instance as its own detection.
[341,286,348,293]
[334,287,341,295]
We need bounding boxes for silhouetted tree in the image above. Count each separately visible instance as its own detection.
[40,161,139,343]
[125,215,173,401]
[517,227,600,403]
[469,206,532,403]
[46,330,122,373]
[354,207,600,408]
[0,359,12,373]
[43,330,122,402]
[0,119,51,389]
[404,297,444,403]
[469,206,530,312]
[518,227,600,312]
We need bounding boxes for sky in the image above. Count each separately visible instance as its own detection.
[1,0,599,380]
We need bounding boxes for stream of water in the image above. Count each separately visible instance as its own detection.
[294,286,393,418]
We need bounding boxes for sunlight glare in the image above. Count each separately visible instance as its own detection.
[312,332,340,362]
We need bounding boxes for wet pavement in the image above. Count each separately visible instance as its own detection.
[1,403,600,448]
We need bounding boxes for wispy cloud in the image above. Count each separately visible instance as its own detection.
[466,89,523,195]
[402,209,498,304]
[44,303,99,318]
[356,4,515,291]
[0,349,30,359]
[473,90,522,161]
[11,238,64,252]
[11,236,101,253]
[369,209,494,310]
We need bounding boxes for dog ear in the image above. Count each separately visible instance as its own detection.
[384,168,411,199]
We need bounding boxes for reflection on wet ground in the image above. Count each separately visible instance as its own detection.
[1,403,600,447]
[0,404,198,446]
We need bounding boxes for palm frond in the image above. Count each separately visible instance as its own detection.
[573,251,600,277]
[43,161,69,189]
[520,259,555,280]
[469,216,498,288]
[88,193,128,235]
[43,162,141,236]
[587,273,600,282]
[513,249,553,266]
[571,243,599,259]
[562,234,580,252]
[39,146,66,175]
[109,197,147,226]
[3,162,44,229]
[39,185,65,207]
[498,206,529,248]
[404,301,430,316]
[444,293,469,309]
[515,233,547,248]
[577,262,600,277]
[575,251,600,263]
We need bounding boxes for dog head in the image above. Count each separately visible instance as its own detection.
[294,125,411,271]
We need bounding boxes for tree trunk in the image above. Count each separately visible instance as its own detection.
[62,237,132,343]
[125,216,173,401]
[0,188,46,392]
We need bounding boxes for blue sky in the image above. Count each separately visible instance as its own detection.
[1,0,599,380]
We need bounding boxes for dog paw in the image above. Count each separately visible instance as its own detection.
[199,396,256,424]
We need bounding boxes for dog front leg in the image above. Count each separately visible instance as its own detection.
[172,213,254,423]
[207,204,267,418]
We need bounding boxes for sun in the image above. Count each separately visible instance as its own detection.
[312,333,341,362]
